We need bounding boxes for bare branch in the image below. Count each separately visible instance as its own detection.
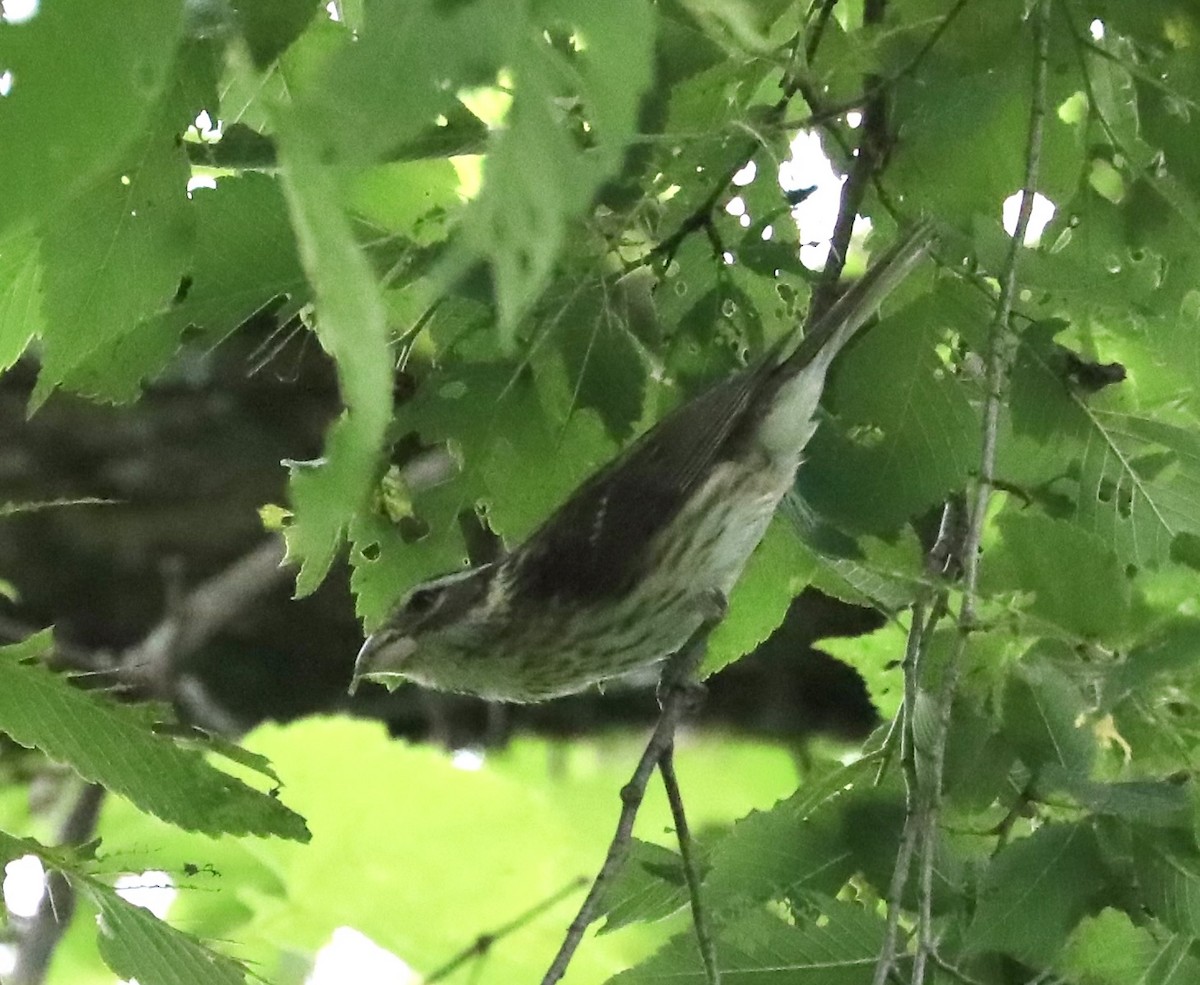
[807,0,892,320]
[912,2,1053,982]
[121,538,289,698]
[424,877,588,985]
[540,620,713,985]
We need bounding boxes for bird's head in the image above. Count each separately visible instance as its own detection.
[351,563,501,694]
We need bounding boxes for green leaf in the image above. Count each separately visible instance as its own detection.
[1109,618,1200,699]
[799,282,980,535]
[75,174,309,401]
[888,7,1084,224]
[34,117,194,404]
[942,698,1018,812]
[344,158,462,242]
[1133,828,1200,935]
[551,277,651,442]
[298,0,499,163]
[1046,770,1192,828]
[701,759,879,916]
[0,831,255,984]
[595,839,689,934]
[816,620,907,720]
[0,0,184,234]
[0,632,309,841]
[1002,660,1096,777]
[0,223,43,372]
[459,0,656,333]
[232,0,324,69]
[611,899,885,984]
[967,822,1106,965]
[795,517,925,615]
[986,511,1131,643]
[1058,908,1200,985]
[276,125,393,596]
[84,878,251,985]
[1006,323,1200,569]
[841,785,963,912]
[703,518,816,677]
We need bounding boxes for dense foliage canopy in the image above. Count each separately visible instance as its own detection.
[5,0,1200,983]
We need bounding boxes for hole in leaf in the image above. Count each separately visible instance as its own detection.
[398,516,430,543]
[361,543,381,561]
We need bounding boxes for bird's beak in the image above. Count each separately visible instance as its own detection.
[349,633,418,695]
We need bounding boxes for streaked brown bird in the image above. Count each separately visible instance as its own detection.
[354,223,933,701]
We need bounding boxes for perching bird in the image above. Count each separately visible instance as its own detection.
[354,223,934,702]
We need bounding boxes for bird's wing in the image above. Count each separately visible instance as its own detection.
[511,362,770,601]
[511,221,935,604]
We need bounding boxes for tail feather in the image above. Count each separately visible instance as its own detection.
[782,220,936,375]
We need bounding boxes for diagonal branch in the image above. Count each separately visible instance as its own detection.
[660,744,720,984]
[539,618,714,985]
[424,877,588,984]
[120,537,289,701]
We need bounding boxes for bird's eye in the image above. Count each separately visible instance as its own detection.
[406,587,439,614]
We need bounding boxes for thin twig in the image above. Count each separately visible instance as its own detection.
[911,3,1053,982]
[659,745,720,984]
[870,597,933,985]
[424,877,588,984]
[808,0,892,321]
[539,621,713,985]
[122,537,289,699]
[932,950,991,985]
[805,0,841,63]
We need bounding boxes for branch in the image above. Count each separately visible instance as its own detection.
[8,783,106,985]
[539,618,715,985]
[913,3,1052,982]
[872,499,957,983]
[805,0,841,63]
[424,877,588,984]
[120,537,289,700]
[806,0,892,321]
[660,746,720,984]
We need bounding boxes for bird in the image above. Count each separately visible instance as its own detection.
[353,222,934,702]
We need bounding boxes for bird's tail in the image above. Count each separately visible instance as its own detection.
[780,219,936,376]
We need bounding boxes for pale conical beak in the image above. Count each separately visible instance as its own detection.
[349,633,417,695]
